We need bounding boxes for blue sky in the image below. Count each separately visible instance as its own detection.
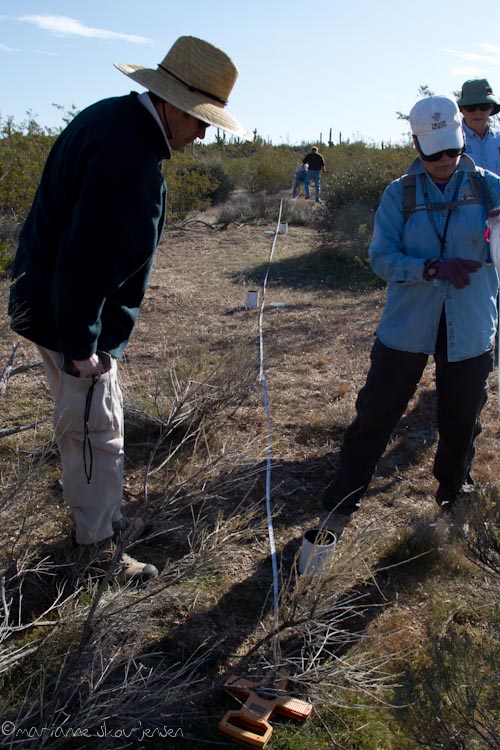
[2,0,500,146]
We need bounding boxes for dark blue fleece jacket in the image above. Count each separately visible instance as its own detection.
[9,92,169,360]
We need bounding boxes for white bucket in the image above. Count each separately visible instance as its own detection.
[278,222,288,235]
[298,527,336,575]
[245,290,259,309]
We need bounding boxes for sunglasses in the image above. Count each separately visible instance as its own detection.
[196,118,211,130]
[415,138,464,162]
[462,104,493,112]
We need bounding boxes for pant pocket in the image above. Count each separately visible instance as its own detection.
[54,363,122,436]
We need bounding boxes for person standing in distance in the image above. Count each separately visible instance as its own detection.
[8,36,249,582]
[302,145,327,202]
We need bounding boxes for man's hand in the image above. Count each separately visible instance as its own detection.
[435,258,482,289]
[71,354,105,378]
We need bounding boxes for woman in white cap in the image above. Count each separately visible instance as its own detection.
[322,96,500,537]
[458,78,500,176]
[8,36,248,582]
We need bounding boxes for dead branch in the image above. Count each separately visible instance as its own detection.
[0,340,41,396]
[0,342,18,395]
[0,419,49,439]
[10,361,42,376]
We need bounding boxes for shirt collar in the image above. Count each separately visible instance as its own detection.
[462,121,490,140]
[137,91,172,157]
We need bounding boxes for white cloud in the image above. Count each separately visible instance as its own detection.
[443,44,500,69]
[19,15,152,44]
[478,43,500,57]
[0,42,16,52]
[451,66,490,77]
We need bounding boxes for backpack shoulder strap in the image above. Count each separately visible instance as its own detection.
[467,167,493,211]
[402,173,417,223]
[402,168,493,220]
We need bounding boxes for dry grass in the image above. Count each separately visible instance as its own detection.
[1,216,499,748]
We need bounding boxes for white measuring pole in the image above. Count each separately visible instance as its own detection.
[258,199,284,663]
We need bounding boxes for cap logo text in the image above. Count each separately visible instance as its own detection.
[431,112,447,130]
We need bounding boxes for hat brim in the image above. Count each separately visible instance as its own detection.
[114,63,250,140]
[457,94,500,116]
[417,125,464,156]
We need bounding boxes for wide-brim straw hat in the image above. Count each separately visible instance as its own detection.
[114,36,250,140]
[457,79,500,116]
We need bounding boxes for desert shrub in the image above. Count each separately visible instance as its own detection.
[394,617,500,749]
[219,142,300,194]
[0,215,20,277]
[281,195,315,226]
[0,116,55,218]
[318,142,414,244]
[164,153,236,221]
[200,161,236,204]
[319,200,376,255]
[241,158,290,193]
[215,190,283,224]
[463,488,500,581]
[164,154,213,222]
[0,114,56,271]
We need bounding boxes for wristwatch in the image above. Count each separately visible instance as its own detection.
[423,258,440,280]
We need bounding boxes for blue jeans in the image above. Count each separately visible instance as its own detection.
[291,172,306,198]
[304,170,321,200]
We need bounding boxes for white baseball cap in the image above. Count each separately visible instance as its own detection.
[409,96,464,155]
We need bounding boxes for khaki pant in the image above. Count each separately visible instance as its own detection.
[37,346,124,544]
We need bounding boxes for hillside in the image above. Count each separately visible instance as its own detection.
[1,216,499,749]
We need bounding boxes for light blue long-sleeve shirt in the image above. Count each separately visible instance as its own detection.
[369,155,500,362]
[463,121,500,176]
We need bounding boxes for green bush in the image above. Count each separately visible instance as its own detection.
[164,152,236,222]
[395,618,500,749]
[0,215,20,277]
[319,143,414,240]
[219,142,300,194]
[200,162,235,204]
[0,114,56,271]
[0,116,55,219]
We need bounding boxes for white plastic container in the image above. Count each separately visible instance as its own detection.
[298,527,336,575]
[245,290,259,309]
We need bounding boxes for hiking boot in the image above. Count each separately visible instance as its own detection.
[71,539,158,583]
[319,512,352,539]
[117,552,159,583]
[436,479,476,507]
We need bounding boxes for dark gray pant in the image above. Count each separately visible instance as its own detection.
[324,338,493,514]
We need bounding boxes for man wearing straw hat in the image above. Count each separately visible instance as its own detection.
[322,96,500,537]
[8,36,248,581]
